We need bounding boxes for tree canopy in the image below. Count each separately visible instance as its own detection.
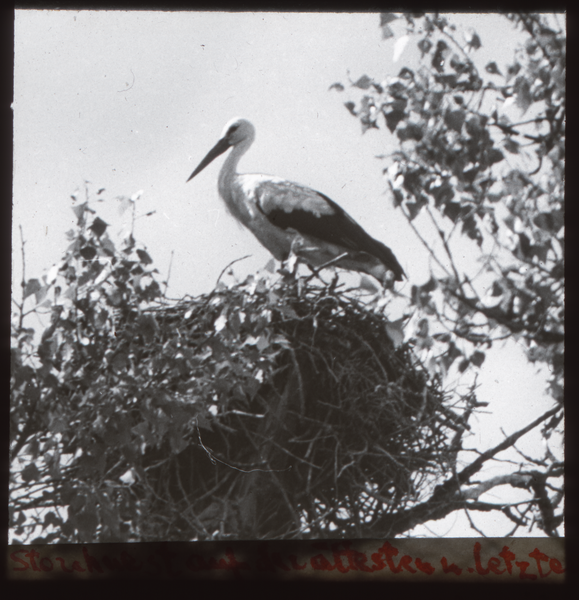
[336,13,564,403]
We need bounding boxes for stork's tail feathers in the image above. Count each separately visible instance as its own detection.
[374,240,405,281]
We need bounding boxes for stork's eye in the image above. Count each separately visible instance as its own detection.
[228,124,240,134]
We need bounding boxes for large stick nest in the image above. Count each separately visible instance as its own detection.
[108,272,468,540]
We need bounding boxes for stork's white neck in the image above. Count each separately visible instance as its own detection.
[218,135,253,198]
[215,134,256,226]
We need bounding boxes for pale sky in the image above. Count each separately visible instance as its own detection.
[12,11,562,537]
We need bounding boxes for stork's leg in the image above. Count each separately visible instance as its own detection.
[280,253,299,276]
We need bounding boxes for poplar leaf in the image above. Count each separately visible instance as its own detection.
[386,319,405,348]
[23,279,41,300]
[393,35,410,63]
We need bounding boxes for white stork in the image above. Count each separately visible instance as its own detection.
[187,118,405,284]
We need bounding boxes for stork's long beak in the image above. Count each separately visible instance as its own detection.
[187,137,231,182]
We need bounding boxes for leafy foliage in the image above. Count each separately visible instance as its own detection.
[333,12,564,409]
[327,12,564,536]
[11,196,163,542]
[11,197,475,542]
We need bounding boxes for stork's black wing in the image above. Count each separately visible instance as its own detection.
[254,179,405,281]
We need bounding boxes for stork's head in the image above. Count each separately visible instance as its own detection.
[187,117,255,182]
[220,117,255,147]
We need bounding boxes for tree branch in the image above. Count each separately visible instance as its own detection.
[456,404,561,484]
[358,404,562,536]
[446,286,564,344]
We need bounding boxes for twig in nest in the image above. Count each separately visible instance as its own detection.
[196,421,291,474]
[216,254,252,287]
[303,252,350,283]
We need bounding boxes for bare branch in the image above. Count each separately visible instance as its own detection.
[457,404,561,484]
[358,404,562,536]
